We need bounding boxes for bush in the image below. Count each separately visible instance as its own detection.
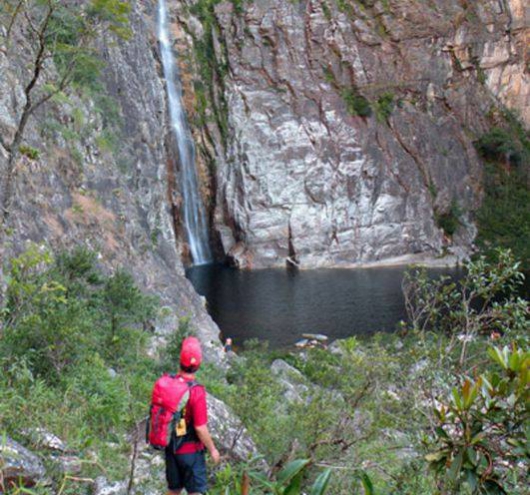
[435,200,462,237]
[427,345,529,494]
[18,144,40,160]
[341,88,372,117]
[1,245,157,380]
[475,128,523,167]
[0,245,162,492]
[477,164,530,268]
[375,92,394,122]
[403,249,528,349]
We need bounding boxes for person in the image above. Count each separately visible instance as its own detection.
[165,336,220,495]
[224,337,233,353]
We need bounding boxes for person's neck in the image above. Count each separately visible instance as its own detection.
[178,370,196,380]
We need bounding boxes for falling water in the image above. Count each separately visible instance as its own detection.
[157,0,212,265]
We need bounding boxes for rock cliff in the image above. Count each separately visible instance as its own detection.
[175,0,528,268]
[1,0,528,292]
[0,1,222,361]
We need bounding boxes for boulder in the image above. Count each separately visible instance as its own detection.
[271,359,309,404]
[328,340,347,356]
[0,437,47,490]
[92,477,127,495]
[206,394,262,463]
[21,428,70,453]
[54,455,84,476]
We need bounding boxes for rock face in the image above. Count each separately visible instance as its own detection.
[0,1,223,362]
[0,437,47,490]
[176,0,528,268]
[207,394,262,462]
[271,359,309,403]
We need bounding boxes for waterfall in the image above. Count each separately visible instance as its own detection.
[157,0,212,265]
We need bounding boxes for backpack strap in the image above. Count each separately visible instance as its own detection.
[179,381,198,414]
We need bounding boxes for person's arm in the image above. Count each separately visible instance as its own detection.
[195,425,220,464]
[191,385,221,464]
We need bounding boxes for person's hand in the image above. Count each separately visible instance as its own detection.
[210,447,221,465]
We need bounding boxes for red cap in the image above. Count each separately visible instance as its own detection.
[180,337,202,369]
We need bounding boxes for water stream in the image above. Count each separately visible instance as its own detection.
[158,0,211,265]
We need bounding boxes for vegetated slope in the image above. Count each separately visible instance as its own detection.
[2,247,527,494]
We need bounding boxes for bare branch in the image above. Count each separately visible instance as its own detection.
[5,0,26,42]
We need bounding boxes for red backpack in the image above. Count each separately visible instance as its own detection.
[146,374,196,450]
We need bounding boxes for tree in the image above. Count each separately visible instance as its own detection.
[402,249,528,364]
[0,0,131,229]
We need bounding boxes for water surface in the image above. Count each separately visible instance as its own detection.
[187,264,461,349]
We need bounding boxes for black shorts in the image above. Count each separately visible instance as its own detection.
[165,448,207,494]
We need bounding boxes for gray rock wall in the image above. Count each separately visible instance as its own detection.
[179,0,528,268]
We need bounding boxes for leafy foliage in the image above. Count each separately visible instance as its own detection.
[435,200,462,237]
[341,88,372,117]
[18,145,40,160]
[475,128,525,168]
[1,248,527,494]
[427,345,529,494]
[476,164,530,268]
[474,111,530,267]
[375,92,395,122]
[0,246,162,492]
[1,245,157,381]
[403,249,528,350]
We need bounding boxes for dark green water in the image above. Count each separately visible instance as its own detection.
[186,264,463,349]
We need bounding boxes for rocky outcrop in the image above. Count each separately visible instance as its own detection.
[207,394,262,462]
[0,437,47,490]
[0,1,223,362]
[175,0,528,268]
[271,359,309,403]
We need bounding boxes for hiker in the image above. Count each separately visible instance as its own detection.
[224,337,233,353]
[149,336,220,495]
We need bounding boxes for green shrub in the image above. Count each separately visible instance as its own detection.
[19,144,40,160]
[336,0,354,16]
[403,249,528,350]
[0,245,161,491]
[341,88,372,117]
[427,345,529,494]
[435,200,462,237]
[1,245,157,380]
[375,92,394,122]
[474,127,524,167]
[477,164,530,268]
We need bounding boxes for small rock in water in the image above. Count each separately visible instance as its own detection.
[295,339,309,348]
[302,333,328,342]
